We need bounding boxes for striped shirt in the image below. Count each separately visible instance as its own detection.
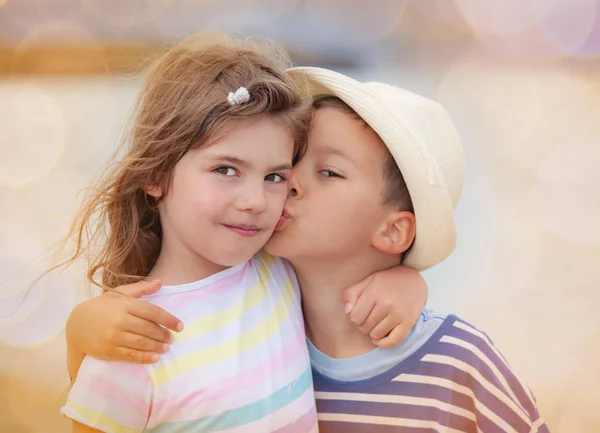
[62,251,318,433]
[313,313,549,432]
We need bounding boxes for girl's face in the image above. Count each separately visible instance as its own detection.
[149,116,294,275]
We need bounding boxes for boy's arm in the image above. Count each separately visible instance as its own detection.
[344,265,427,348]
[473,358,549,432]
[66,280,183,379]
[453,321,549,432]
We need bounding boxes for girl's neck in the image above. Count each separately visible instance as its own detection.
[147,242,229,286]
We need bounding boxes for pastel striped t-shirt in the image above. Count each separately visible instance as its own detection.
[313,313,549,432]
[62,251,318,433]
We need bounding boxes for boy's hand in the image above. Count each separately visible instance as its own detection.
[66,280,184,364]
[343,266,427,349]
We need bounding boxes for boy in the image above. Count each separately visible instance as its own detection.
[264,67,549,432]
[64,66,548,432]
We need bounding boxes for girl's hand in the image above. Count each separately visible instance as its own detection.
[343,266,427,349]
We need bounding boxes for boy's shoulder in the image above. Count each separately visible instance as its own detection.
[420,311,513,371]
[315,312,548,432]
[430,313,515,363]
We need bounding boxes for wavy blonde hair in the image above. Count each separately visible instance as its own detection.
[56,33,312,290]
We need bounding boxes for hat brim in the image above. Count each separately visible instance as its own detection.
[287,66,457,271]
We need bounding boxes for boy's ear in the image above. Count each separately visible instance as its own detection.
[144,183,162,199]
[371,211,416,255]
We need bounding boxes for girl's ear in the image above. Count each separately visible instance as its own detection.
[144,184,162,199]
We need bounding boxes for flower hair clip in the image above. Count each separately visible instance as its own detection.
[227,87,250,105]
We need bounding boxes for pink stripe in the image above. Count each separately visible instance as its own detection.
[151,326,306,419]
[73,373,149,416]
[273,405,318,433]
[149,264,251,310]
[84,358,151,383]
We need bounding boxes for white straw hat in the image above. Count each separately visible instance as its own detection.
[287,67,465,271]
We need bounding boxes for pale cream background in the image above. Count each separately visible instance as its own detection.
[1,1,600,432]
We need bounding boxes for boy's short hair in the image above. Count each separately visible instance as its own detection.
[313,96,414,212]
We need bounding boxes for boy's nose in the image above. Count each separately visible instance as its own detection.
[287,172,303,199]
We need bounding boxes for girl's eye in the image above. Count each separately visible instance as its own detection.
[265,173,286,183]
[319,170,341,178]
[214,167,237,176]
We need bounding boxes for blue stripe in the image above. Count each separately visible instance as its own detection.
[146,367,313,433]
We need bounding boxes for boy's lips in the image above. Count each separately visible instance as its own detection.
[275,210,292,231]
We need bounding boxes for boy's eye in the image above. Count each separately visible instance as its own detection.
[265,173,286,183]
[214,166,237,176]
[319,170,341,178]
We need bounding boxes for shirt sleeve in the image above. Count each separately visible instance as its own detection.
[61,355,153,433]
[451,319,550,432]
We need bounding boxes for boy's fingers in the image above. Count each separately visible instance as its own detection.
[123,316,175,343]
[112,280,162,298]
[128,299,184,332]
[120,331,170,353]
[342,274,374,313]
[114,347,160,364]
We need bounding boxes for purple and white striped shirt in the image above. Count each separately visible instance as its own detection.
[313,313,549,432]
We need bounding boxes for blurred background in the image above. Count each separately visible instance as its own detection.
[1,0,600,432]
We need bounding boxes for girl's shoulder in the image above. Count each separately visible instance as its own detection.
[252,250,298,281]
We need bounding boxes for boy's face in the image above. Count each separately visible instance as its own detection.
[265,107,395,263]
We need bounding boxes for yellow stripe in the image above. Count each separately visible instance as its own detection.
[150,263,295,387]
[174,251,276,343]
[173,277,266,344]
[65,402,141,433]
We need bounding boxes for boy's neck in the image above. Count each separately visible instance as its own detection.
[293,250,399,359]
[147,238,229,286]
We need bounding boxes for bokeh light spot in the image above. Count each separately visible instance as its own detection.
[305,0,408,45]
[0,83,66,188]
[455,0,536,37]
[408,0,465,26]
[82,0,171,30]
[533,141,600,246]
[532,0,598,57]
[0,226,74,348]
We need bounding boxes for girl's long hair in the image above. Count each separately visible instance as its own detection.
[55,33,312,290]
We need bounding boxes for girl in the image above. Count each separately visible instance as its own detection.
[61,32,317,433]
[59,33,428,433]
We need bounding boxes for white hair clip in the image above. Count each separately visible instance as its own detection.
[227,87,250,105]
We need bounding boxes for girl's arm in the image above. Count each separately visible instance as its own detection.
[63,353,153,432]
[72,421,102,433]
[344,265,428,348]
[66,280,184,379]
